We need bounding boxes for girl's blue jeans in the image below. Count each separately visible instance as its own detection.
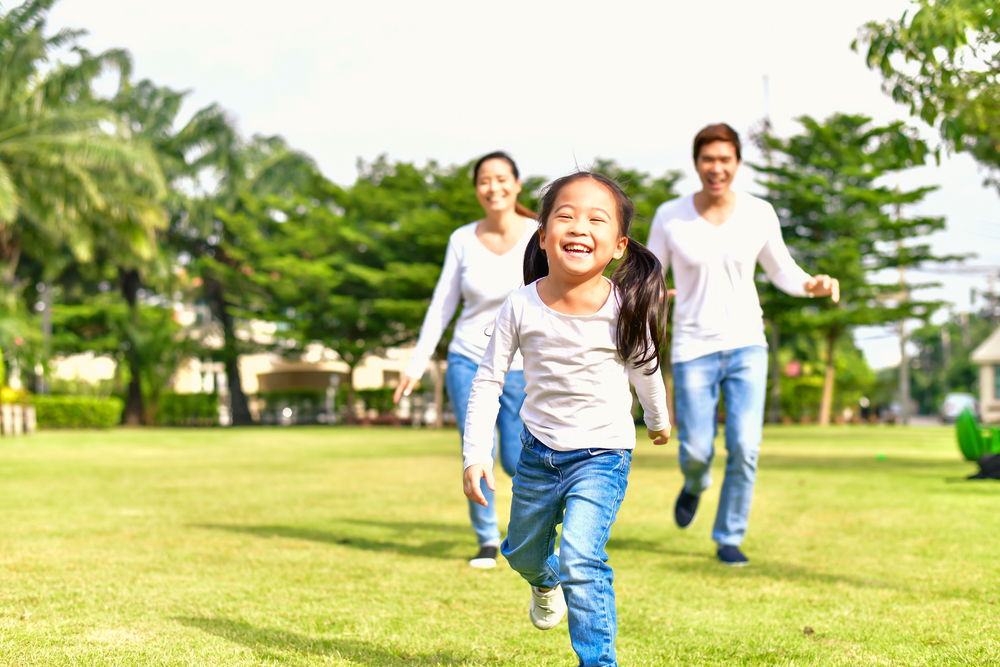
[446,351,526,547]
[672,345,768,546]
[501,428,631,667]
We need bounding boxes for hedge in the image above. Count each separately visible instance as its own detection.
[31,395,124,429]
[157,392,218,426]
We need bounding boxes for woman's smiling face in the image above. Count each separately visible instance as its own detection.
[475,158,522,215]
[538,178,627,281]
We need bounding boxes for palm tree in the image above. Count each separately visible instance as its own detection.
[0,0,165,303]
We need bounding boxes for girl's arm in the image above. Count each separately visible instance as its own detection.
[628,357,671,442]
[462,297,520,505]
[397,237,463,398]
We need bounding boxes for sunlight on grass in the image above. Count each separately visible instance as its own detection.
[0,425,996,666]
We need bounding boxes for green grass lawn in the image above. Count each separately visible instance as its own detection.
[0,425,996,666]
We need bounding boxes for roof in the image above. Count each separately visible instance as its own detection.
[971,326,1000,363]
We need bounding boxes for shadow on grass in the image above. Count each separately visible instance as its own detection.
[609,537,904,591]
[631,452,962,473]
[192,523,466,560]
[177,616,476,665]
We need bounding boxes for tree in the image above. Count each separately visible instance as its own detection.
[755,113,956,424]
[0,0,165,299]
[855,0,1000,192]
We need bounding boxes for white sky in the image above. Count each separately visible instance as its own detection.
[42,0,998,368]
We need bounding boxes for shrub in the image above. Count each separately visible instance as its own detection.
[157,392,219,426]
[30,395,123,429]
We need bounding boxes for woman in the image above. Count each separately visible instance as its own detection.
[647,124,839,566]
[393,151,535,569]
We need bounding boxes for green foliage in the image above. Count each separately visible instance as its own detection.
[0,0,167,294]
[156,392,218,426]
[356,387,396,416]
[856,0,1000,191]
[30,394,123,428]
[755,114,957,418]
[906,307,993,413]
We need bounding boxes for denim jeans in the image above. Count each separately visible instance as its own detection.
[672,345,768,546]
[446,351,526,547]
[502,428,631,667]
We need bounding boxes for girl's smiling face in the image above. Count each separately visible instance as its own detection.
[475,158,522,215]
[538,178,628,281]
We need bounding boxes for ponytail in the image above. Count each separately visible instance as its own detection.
[522,226,547,284]
[611,240,666,375]
[515,201,536,219]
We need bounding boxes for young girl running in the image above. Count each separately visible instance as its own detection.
[462,172,671,667]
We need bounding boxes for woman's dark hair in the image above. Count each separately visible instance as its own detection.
[473,151,536,219]
[523,172,666,374]
[693,123,742,161]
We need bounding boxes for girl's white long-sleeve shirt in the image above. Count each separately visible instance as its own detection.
[646,191,812,364]
[405,221,536,379]
[462,281,670,470]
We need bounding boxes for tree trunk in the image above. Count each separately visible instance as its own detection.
[432,356,444,429]
[818,329,837,426]
[345,364,357,425]
[766,320,781,424]
[119,268,145,426]
[203,274,254,425]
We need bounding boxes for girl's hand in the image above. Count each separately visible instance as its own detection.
[463,465,496,507]
[647,427,671,445]
[392,375,420,404]
[803,275,840,303]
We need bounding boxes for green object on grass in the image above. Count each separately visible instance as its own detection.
[956,408,1000,461]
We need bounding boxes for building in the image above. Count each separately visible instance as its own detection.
[971,327,1000,424]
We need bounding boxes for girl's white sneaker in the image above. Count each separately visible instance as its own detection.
[529,585,567,630]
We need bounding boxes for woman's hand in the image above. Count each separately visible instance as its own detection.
[463,464,496,507]
[804,275,840,303]
[647,426,671,445]
[392,375,420,404]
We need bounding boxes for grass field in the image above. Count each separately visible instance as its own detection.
[0,424,996,666]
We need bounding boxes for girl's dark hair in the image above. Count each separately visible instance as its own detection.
[473,151,536,219]
[523,172,666,374]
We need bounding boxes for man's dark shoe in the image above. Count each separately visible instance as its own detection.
[717,545,749,567]
[469,545,498,569]
[673,489,699,529]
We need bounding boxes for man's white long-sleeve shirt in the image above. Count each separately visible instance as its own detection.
[646,192,811,364]
[462,281,670,470]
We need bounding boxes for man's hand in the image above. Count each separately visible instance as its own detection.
[804,275,840,303]
[648,426,671,445]
[392,375,420,404]
[463,464,496,507]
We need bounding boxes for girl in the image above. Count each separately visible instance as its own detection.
[463,172,671,667]
[393,152,536,569]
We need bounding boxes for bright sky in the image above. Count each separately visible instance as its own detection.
[42,0,997,368]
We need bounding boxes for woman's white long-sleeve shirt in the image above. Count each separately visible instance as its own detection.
[405,221,536,379]
[646,192,812,364]
[462,281,670,470]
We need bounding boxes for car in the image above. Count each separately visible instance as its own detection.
[941,392,979,423]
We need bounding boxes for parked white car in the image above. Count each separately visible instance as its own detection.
[941,392,979,423]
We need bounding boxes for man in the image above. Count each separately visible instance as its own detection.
[647,124,839,565]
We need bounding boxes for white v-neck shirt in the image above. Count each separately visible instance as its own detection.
[647,192,811,364]
[463,281,669,470]
[405,220,536,379]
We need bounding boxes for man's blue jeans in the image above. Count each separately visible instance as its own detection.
[672,345,768,546]
[446,351,526,547]
[501,428,631,667]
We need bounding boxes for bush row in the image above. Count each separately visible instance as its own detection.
[157,392,218,426]
[29,395,124,429]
